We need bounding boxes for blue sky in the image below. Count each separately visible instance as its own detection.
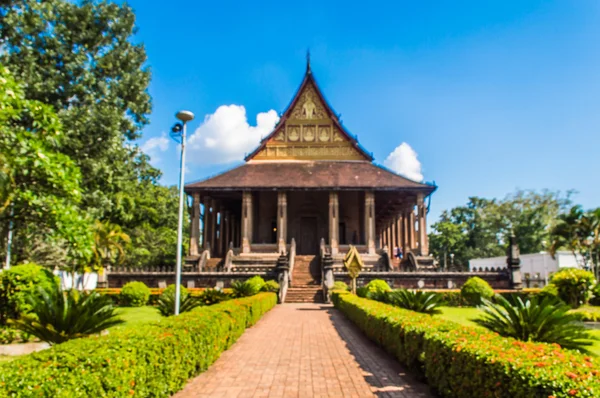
[129,0,600,224]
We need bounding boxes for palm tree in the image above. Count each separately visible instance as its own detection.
[91,221,130,288]
[474,295,593,352]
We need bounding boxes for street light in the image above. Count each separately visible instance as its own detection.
[171,110,194,315]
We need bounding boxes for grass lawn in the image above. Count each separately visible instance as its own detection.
[435,306,600,357]
[114,306,162,329]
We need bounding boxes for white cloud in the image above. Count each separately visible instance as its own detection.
[187,105,279,164]
[384,142,424,182]
[141,133,170,164]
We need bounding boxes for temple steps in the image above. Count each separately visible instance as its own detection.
[287,255,322,303]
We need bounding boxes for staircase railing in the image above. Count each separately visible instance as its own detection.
[223,246,234,272]
[288,238,296,285]
[276,252,289,304]
[198,244,211,272]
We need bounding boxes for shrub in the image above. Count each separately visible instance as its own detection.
[246,276,266,293]
[356,286,369,298]
[261,280,279,292]
[386,289,445,314]
[9,285,123,345]
[460,277,494,306]
[365,279,391,295]
[0,263,58,324]
[198,289,229,306]
[0,293,277,396]
[332,292,600,398]
[231,277,265,298]
[550,268,595,308]
[0,326,32,345]
[120,281,151,307]
[474,295,593,352]
[332,281,349,291]
[157,285,199,317]
[591,283,600,305]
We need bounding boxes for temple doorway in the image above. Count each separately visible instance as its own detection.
[297,216,319,254]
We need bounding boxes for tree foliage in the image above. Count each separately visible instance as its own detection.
[549,206,600,279]
[0,65,93,265]
[1,0,183,269]
[429,190,573,269]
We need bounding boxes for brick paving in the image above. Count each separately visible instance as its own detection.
[174,303,434,398]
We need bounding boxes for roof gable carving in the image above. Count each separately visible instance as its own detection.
[246,68,373,162]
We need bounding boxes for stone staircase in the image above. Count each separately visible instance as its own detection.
[287,255,323,303]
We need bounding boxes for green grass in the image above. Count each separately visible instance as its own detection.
[114,306,162,329]
[435,306,600,357]
[435,306,483,328]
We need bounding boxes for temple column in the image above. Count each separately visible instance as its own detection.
[189,193,200,256]
[402,209,410,253]
[417,194,429,256]
[364,191,376,254]
[202,196,211,250]
[391,216,397,252]
[329,192,339,255]
[217,206,224,257]
[397,214,404,255]
[277,191,288,254]
[231,214,237,248]
[224,211,230,254]
[409,207,416,251]
[387,222,392,250]
[242,191,253,253]
[210,199,217,254]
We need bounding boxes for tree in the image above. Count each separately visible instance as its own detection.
[549,206,600,279]
[0,65,93,265]
[429,190,573,269]
[92,221,130,267]
[0,0,154,223]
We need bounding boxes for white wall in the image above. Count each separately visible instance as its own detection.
[468,251,583,287]
[56,270,98,290]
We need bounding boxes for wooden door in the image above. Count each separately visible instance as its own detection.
[298,217,318,254]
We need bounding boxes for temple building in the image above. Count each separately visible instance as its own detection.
[184,61,436,266]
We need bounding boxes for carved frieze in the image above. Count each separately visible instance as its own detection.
[290,83,327,120]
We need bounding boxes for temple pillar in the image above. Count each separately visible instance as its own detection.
[417,194,429,256]
[391,216,397,252]
[224,211,230,254]
[242,191,253,253]
[202,196,211,250]
[397,214,404,255]
[210,199,217,254]
[277,191,288,254]
[231,214,237,248]
[364,191,376,254]
[217,206,224,257]
[189,193,200,255]
[409,207,416,251]
[328,192,339,254]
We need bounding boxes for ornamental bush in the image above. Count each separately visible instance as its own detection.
[332,292,600,398]
[261,280,279,292]
[332,281,349,291]
[120,281,151,307]
[365,279,391,295]
[0,263,58,324]
[0,293,277,397]
[550,268,595,308]
[460,276,494,306]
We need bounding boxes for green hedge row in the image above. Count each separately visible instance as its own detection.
[0,292,277,397]
[422,288,543,307]
[333,292,600,398]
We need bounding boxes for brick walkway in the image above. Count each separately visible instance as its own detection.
[174,304,434,398]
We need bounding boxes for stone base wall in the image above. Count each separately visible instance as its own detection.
[108,272,276,289]
[334,271,511,290]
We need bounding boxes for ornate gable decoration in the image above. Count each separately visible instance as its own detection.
[250,78,370,161]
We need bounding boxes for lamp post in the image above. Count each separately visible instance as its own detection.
[171,110,194,315]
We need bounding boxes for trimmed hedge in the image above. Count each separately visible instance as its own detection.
[333,292,600,398]
[96,287,233,305]
[0,292,277,397]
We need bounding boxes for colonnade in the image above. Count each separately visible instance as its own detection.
[377,193,428,257]
[189,191,428,257]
